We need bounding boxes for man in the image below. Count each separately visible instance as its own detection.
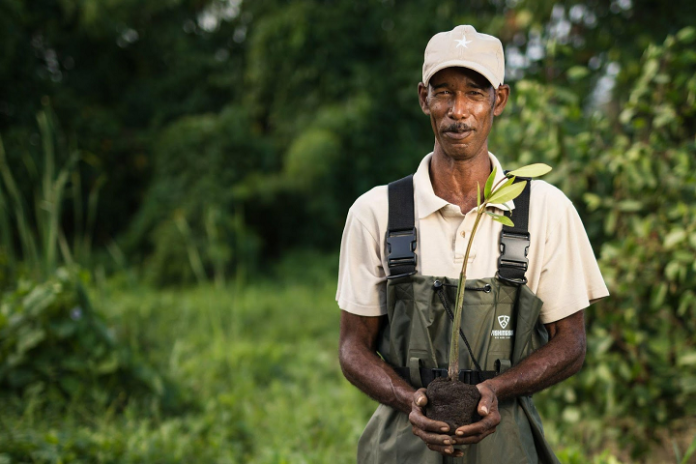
[336,25,608,463]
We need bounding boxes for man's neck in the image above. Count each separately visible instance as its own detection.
[429,147,492,214]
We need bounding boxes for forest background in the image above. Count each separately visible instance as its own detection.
[1,0,695,462]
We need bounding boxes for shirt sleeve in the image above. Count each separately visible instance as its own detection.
[336,208,387,317]
[536,198,609,324]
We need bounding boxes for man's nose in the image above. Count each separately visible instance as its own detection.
[448,94,469,120]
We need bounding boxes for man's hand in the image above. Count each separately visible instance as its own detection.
[409,384,501,456]
[409,389,464,457]
[451,382,500,443]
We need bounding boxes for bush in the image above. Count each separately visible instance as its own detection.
[126,105,269,286]
[531,27,696,458]
[0,267,163,406]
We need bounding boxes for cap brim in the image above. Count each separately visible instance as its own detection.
[423,59,501,88]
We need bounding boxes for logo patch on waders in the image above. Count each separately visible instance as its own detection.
[492,315,514,339]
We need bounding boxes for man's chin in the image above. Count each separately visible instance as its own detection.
[441,145,478,160]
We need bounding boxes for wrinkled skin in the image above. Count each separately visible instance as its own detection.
[417,67,510,214]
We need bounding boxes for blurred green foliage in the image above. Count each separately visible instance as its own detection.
[0,254,648,463]
[0,253,375,463]
[0,268,163,407]
[511,28,696,459]
[1,0,696,461]
[2,0,694,282]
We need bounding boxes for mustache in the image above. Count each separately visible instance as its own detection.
[444,123,473,133]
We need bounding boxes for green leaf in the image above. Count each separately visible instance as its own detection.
[681,433,696,464]
[617,200,642,212]
[23,286,57,317]
[567,66,589,81]
[678,352,696,366]
[484,167,497,199]
[506,163,552,178]
[676,26,696,44]
[664,229,686,249]
[488,181,527,204]
[583,193,602,211]
[96,353,119,374]
[17,328,46,355]
[562,406,580,423]
[486,211,514,227]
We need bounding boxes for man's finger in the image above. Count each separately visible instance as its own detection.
[476,385,495,416]
[412,427,456,446]
[413,426,463,456]
[409,408,451,433]
[478,394,492,416]
[413,389,428,408]
[453,428,497,445]
[426,443,463,457]
[454,412,501,437]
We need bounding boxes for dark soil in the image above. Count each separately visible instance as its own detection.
[425,377,481,432]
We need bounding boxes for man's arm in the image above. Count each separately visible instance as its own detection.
[339,310,465,456]
[483,309,586,400]
[338,311,415,414]
[339,306,586,455]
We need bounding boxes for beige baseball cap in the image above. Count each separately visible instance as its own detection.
[422,25,505,88]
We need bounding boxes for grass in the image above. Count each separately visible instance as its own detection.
[0,252,692,463]
[0,253,376,463]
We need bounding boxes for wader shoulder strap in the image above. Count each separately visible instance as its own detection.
[386,175,417,278]
[386,173,532,282]
[498,176,532,284]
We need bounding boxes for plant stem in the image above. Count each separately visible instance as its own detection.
[445,173,519,380]
[443,166,549,380]
[448,205,486,380]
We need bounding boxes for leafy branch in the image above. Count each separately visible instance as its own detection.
[448,163,553,380]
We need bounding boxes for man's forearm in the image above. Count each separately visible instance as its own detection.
[339,311,416,414]
[484,310,586,401]
[340,342,415,414]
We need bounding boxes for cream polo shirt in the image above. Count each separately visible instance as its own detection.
[336,152,609,324]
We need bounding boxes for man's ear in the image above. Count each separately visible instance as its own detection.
[418,82,430,115]
[493,84,510,117]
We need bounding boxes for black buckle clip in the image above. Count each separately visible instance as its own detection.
[497,230,530,284]
[386,228,417,270]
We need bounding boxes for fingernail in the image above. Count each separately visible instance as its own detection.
[440,427,449,432]
[482,406,488,415]
[457,431,464,436]
[446,448,452,454]
[444,440,452,445]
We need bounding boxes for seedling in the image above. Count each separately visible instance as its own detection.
[447,163,552,380]
[425,163,552,431]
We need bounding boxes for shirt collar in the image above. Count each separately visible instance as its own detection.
[413,152,515,219]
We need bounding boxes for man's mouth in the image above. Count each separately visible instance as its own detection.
[445,129,472,140]
[444,123,474,140]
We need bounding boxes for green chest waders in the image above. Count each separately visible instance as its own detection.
[357,175,560,464]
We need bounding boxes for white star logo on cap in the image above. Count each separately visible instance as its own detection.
[454,33,472,48]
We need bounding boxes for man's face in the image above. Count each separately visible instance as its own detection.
[418,67,509,161]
